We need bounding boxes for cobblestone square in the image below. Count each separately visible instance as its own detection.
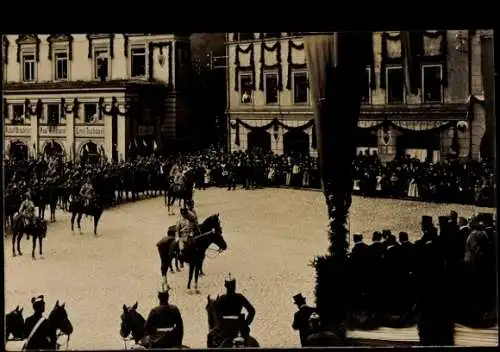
[4,188,494,349]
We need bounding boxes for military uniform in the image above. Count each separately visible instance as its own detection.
[144,302,184,348]
[23,296,56,351]
[19,194,36,227]
[216,275,255,342]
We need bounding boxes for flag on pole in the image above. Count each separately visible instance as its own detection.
[153,141,158,151]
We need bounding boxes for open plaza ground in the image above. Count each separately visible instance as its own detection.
[4,188,495,349]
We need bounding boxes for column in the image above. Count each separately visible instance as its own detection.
[117,114,126,162]
[66,112,75,161]
[104,113,113,161]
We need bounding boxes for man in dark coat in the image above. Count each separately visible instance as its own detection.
[368,231,386,311]
[144,287,184,348]
[215,274,256,343]
[292,293,316,347]
[398,232,414,274]
[24,295,56,350]
[348,234,370,309]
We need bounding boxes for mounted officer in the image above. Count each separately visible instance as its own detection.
[175,208,196,257]
[143,286,184,348]
[80,177,95,207]
[23,295,54,350]
[214,274,256,344]
[18,191,36,228]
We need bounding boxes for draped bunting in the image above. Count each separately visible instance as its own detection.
[234,44,255,91]
[286,40,307,89]
[230,118,315,146]
[259,42,283,91]
[356,119,455,133]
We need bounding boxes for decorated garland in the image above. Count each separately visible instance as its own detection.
[422,30,448,87]
[234,44,255,91]
[286,40,306,89]
[3,36,9,64]
[47,34,74,61]
[16,35,41,62]
[381,31,448,90]
[230,118,315,146]
[100,96,127,117]
[259,41,282,91]
[357,118,455,134]
[23,98,43,119]
[148,42,172,87]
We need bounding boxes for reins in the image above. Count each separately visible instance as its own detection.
[193,228,223,259]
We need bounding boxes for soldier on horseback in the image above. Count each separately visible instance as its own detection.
[18,191,36,228]
[175,208,196,257]
[80,177,95,207]
[143,286,184,348]
[214,274,256,344]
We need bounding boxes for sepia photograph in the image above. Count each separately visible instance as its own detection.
[2,31,498,350]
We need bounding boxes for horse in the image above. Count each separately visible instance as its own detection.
[11,215,48,259]
[4,189,21,231]
[5,306,25,347]
[205,295,260,348]
[120,302,147,349]
[45,183,60,223]
[25,300,74,351]
[165,176,185,215]
[157,214,227,290]
[69,196,104,235]
[120,302,188,350]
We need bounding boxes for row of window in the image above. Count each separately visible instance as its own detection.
[7,102,101,124]
[20,46,147,82]
[240,64,443,106]
[233,33,301,41]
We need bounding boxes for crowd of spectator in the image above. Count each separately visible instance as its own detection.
[180,147,495,207]
[344,211,497,336]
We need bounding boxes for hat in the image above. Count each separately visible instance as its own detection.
[293,293,306,305]
[476,213,494,226]
[353,234,363,243]
[158,285,170,300]
[31,295,44,305]
[450,211,458,219]
[421,215,433,227]
[224,273,236,287]
[438,216,451,225]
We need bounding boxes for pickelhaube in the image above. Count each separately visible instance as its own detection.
[224,273,236,287]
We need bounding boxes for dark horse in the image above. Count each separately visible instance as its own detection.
[120,302,188,349]
[12,215,48,259]
[157,214,227,290]
[165,171,195,215]
[69,197,104,235]
[20,301,74,351]
[5,306,25,344]
[205,295,259,348]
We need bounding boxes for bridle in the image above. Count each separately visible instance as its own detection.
[56,330,71,350]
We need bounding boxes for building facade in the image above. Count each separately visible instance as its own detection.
[226,31,493,162]
[2,33,191,162]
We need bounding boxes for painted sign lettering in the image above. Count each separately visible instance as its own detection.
[75,126,105,137]
[5,125,32,136]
